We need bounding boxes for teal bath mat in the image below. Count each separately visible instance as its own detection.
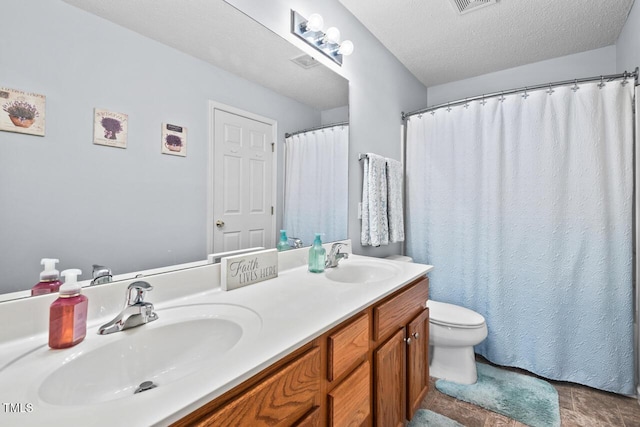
[408,409,464,427]
[436,363,561,427]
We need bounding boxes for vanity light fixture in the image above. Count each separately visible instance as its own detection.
[291,10,354,66]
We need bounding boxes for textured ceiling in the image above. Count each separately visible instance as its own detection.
[339,0,635,87]
[62,0,348,111]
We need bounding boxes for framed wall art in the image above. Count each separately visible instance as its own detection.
[94,108,128,148]
[0,87,46,136]
[161,122,187,157]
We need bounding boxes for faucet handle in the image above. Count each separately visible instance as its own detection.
[330,242,348,253]
[91,264,112,286]
[127,281,153,305]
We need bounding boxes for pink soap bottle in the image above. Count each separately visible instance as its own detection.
[31,258,63,296]
[49,269,89,349]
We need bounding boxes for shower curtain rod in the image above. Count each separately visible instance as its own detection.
[284,121,348,139]
[402,68,639,121]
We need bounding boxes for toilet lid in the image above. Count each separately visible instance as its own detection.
[427,300,485,327]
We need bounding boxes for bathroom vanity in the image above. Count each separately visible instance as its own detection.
[0,243,432,426]
[173,275,430,426]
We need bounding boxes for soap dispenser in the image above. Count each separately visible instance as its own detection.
[49,269,88,349]
[308,233,326,273]
[277,230,290,251]
[31,258,63,296]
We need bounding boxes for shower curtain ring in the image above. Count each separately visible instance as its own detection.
[546,83,554,95]
[480,94,487,106]
[464,98,470,109]
[446,102,452,112]
[598,76,606,89]
[522,87,529,99]
[571,79,580,92]
[499,92,506,102]
[622,72,629,86]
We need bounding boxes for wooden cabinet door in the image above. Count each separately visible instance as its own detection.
[406,308,430,420]
[328,361,371,427]
[374,328,405,427]
[196,347,320,426]
[328,312,370,382]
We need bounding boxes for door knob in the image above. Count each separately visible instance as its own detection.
[215,220,225,228]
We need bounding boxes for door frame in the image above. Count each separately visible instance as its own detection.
[207,100,278,255]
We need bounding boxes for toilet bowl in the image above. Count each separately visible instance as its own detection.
[427,300,487,384]
[385,255,488,385]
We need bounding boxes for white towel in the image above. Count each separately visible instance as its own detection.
[361,153,389,246]
[386,158,405,243]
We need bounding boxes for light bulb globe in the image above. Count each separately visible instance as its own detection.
[306,14,324,32]
[338,40,354,56]
[325,27,341,44]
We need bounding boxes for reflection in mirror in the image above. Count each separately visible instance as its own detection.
[283,123,349,247]
[1,0,348,300]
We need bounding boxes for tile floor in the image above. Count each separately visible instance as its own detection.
[420,359,640,427]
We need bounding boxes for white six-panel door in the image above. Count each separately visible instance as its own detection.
[210,106,275,253]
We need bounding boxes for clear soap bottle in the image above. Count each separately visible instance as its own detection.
[277,230,290,251]
[308,233,326,273]
[49,269,89,349]
[31,258,63,296]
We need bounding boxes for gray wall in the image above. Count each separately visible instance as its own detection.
[321,106,349,125]
[0,0,323,293]
[617,0,640,73]
[427,46,617,107]
[227,0,431,258]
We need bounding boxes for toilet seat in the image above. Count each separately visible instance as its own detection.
[427,300,485,329]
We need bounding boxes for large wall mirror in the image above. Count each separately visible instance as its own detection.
[1,0,348,299]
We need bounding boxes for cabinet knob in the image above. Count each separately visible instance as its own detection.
[404,337,412,345]
[413,332,419,340]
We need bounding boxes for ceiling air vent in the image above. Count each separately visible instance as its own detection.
[290,54,321,69]
[449,0,497,14]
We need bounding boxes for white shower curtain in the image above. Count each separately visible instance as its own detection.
[406,81,635,394]
[284,125,348,246]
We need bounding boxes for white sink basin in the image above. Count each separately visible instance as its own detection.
[37,303,261,406]
[324,259,402,284]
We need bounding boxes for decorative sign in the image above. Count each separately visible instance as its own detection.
[161,122,187,157]
[0,87,46,136]
[94,108,128,148]
[221,249,278,291]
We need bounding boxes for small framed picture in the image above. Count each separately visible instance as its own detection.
[161,122,187,157]
[0,87,46,136]
[94,108,128,149]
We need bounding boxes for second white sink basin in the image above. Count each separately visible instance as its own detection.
[324,259,402,284]
[37,303,261,406]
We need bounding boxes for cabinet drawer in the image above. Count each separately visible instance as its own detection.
[374,278,428,341]
[198,347,321,426]
[328,361,371,427]
[328,312,370,382]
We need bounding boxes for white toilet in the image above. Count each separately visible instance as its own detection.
[426,300,487,384]
[386,255,488,385]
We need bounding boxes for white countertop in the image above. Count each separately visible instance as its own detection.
[0,248,432,427]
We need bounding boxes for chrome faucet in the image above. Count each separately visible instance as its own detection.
[90,264,112,286]
[98,281,158,335]
[325,242,349,268]
[288,237,304,249]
